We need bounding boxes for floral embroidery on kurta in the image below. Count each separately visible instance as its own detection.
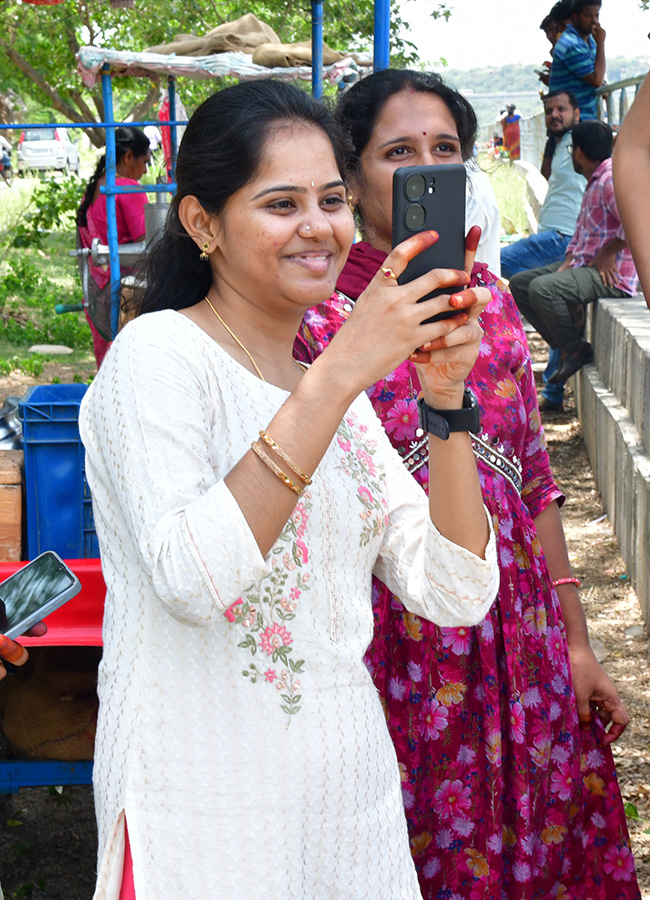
[225,491,313,720]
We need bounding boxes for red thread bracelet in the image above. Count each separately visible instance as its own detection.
[552,577,581,588]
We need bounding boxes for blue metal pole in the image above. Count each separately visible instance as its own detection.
[374,0,391,71]
[0,120,187,132]
[101,65,121,340]
[311,1,323,98]
[167,75,178,183]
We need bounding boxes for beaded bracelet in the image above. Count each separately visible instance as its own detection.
[251,440,303,496]
[259,430,312,485]
[552,577,581,588]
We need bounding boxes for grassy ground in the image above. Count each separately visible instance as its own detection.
[477,152,530,236]
[0,177,95,382]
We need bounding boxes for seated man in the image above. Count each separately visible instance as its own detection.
[509,120,639,385]
[501,91,584,279]
[502,90,584,411]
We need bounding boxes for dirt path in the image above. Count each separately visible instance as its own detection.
[539,386,650,898]
[0,357,648,899]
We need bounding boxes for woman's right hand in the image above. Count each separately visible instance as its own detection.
[0,633,28,680]
[0,623,46,681]
[326,230,489,397]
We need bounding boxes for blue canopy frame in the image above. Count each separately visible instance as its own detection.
[1,2,392,341]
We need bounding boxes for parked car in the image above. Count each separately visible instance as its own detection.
[16,127,80,175]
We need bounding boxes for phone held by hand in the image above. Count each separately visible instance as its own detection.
[392,163,467,323]
[0,551,81,640]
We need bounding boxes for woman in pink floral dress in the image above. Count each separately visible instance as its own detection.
[296,70,640,899]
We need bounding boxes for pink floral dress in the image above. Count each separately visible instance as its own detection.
[295,245,639,900]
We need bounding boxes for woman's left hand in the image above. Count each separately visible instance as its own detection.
[410,226,489,399]
[568,642,631,746]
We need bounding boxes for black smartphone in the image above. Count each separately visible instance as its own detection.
[0,551,81,640]
[392,163,467,323]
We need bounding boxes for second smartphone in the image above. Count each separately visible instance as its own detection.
[391,163,467,321]
[0,551,82,640]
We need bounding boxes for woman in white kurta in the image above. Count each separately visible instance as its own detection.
[80,81,499,900]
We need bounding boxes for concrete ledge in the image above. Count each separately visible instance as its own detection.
[510,159,650,624]
[514,160,548,233]
[575,298,650,624]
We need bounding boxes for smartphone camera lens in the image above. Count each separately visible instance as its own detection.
[405,203,426,231]
[404,173,426,201]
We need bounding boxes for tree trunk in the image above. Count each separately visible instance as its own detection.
[0,37,107,147]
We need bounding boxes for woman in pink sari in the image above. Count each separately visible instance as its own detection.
[296,69,639,900]
[76,127,151,367]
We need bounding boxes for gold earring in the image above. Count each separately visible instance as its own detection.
[199,241,210,261]
[347,194,356,211]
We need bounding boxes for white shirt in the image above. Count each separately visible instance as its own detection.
[81,310,498,900]
[538,131,586,237]
[465,161,502,277]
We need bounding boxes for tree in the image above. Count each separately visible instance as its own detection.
[0,0,450,146]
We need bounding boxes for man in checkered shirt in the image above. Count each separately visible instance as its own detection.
[509,120,639,385]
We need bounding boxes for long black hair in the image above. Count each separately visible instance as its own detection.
[136,80,346,315]
[335,69,479,176]
[76,126,150,228]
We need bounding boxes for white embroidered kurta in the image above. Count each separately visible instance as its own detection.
[79,311,498,900]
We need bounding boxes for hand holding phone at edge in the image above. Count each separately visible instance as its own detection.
[0,623,47,680]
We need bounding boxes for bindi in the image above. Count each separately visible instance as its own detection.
[423,132,427,136]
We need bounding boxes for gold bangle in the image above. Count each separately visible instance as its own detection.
[259,430,313,485]
[251,441,303,496]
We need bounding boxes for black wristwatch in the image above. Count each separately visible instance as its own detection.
[417,388,480,440]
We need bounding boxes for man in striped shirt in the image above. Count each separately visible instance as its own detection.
[509,121,639,385]
[549,0,606,121]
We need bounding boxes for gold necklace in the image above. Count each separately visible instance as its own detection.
[204,296,266,382]
[203,296,306,382]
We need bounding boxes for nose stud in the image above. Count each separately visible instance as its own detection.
[304,224,311,232]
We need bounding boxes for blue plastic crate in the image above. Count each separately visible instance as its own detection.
[19,384,99,559]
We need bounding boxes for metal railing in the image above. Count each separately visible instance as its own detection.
[596,74,645,126]
[483,71,647,168]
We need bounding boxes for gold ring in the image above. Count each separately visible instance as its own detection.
[381,266,397,280]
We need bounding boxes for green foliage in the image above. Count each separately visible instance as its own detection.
[47,784,72,808]
[11,879,47,900]
[0,257,40,300]
[0,354,46,376]
[0,0,424,135]
[624,801,640,819]
[0,313,91,351]
[12,175,84,250]
[0,0,445,137]
[0,256,91,351]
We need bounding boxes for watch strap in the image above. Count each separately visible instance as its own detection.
[417,388,480,440]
